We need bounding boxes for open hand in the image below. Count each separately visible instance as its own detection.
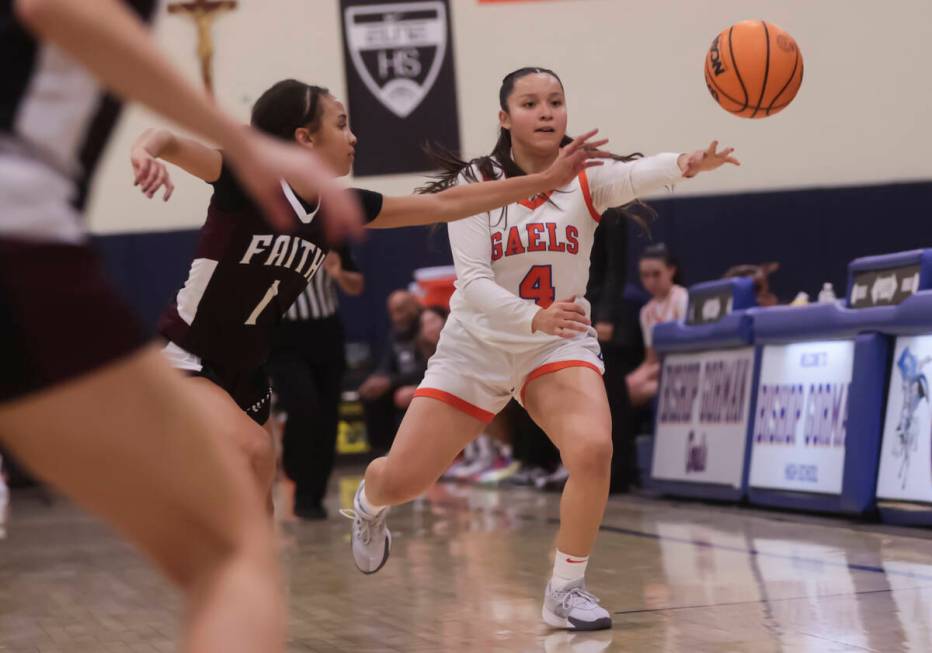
[679,141,740,178]
[531,297,591,338]
[131,147,174,201]
[544,129,612,188]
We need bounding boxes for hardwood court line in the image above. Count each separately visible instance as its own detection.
[612,587,901,615]
[423,498,932,584]
[592,521,932,582]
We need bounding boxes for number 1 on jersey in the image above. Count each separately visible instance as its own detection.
[519,265,555,308]
[245,280,280,325]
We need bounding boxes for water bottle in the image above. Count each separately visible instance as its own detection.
[818,282,837,304]
[0,457,8,536]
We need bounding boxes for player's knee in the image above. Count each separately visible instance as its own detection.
[239,425,268,463]
[375,464,423,505]
[162,494,267,592]
[563,431,613,478]
[232,424,276,487]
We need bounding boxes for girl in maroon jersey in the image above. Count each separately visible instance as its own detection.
[130,79,608,507]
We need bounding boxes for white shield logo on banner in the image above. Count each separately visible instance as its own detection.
[344,1,448,119]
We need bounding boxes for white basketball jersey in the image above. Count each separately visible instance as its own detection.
[447,154,684,350]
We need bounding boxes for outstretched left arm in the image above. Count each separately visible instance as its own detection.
[589,141,739,214]
[367,129,610,229]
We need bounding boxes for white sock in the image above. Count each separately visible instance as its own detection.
[476,434,494,461]
[551,549,589,590]
[358,483,385,516]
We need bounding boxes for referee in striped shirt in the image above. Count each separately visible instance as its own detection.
[268,247,364,520]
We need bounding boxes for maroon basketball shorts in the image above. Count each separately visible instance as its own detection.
[0,239,148,402]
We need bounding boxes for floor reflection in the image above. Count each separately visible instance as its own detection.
[4,476,932,652]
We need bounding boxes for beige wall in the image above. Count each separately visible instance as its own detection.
[88,0,932,234]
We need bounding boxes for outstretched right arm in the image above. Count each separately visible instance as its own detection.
[15,0,244,151]
[15,0,363,233]
[130,128,223,200]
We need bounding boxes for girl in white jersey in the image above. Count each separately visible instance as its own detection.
[345,67,739,631]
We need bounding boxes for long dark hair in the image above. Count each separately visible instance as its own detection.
[250,79,329,141]
[640,242,684,286]
[418,67,655,230]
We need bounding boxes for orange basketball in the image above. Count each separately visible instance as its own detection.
[705,20,804,118]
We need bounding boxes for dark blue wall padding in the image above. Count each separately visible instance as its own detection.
[627,181,932,305]
[94,180,932,354]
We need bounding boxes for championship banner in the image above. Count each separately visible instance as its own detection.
[748,340,854,494]
[876,335,932,503]
[340,0,460,176]
[651,347,755,488]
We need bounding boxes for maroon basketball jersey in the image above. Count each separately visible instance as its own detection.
[159,160,382,370]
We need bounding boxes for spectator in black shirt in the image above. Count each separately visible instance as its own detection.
[358,290,423,451]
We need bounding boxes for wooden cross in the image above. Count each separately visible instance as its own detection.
[167,0,237,96]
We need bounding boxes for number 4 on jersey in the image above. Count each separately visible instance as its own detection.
[519,265,555,308]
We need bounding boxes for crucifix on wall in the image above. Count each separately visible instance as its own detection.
[167,0,237,96]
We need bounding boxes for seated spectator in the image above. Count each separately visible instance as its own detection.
[639,243,688,364]
[723,262,781,307]
[358,290,422,452]
[393,306,448,410]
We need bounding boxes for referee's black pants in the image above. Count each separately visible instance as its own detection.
[268,319,346,510]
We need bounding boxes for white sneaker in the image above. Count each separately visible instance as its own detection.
[536,464,570,492]
[542,579,612,631]
[340,481,391,574]
[476,459,521,485]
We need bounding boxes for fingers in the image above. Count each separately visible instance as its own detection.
[582,138,610,151]
[562,318,590,330]
[556,303,590,328]
[566,129,600,153]
[558,302,586,317]
[718,146,740,166]
[555,320,589,338]
[708,140,719,154]
[142,161,161,194]
[572,147,612,170]
[579,147,613,159]
[569,148,612,171]
[133,157,151,186]
[143,165,165,198]
[162,177,175,201]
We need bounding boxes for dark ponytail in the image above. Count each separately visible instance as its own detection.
[250,79,329,141]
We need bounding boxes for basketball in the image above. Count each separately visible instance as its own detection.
[705,20,804,118]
